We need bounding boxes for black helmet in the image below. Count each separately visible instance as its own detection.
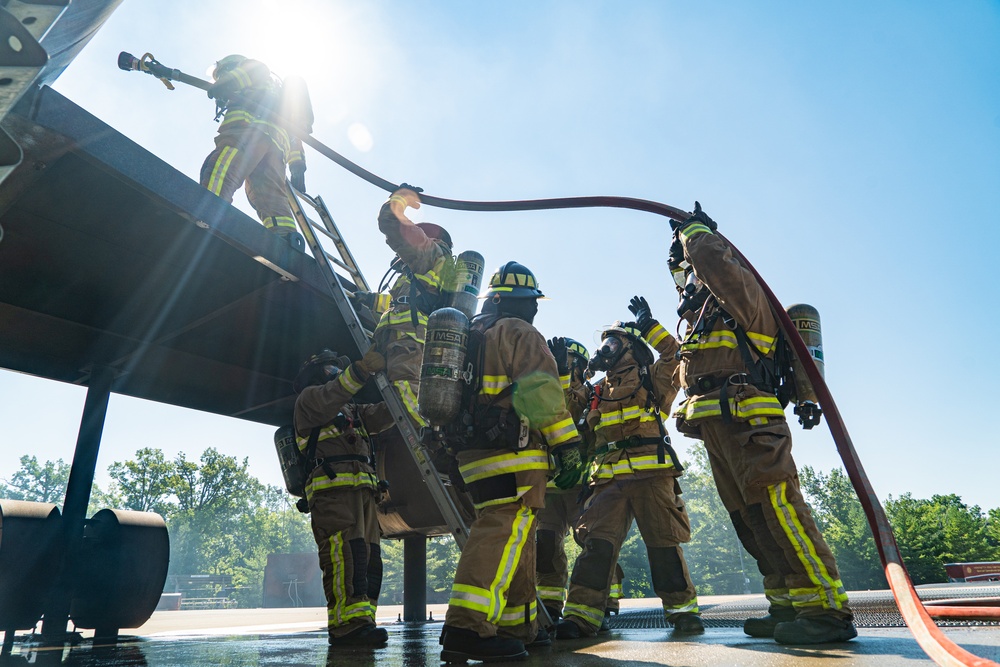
[564,338,589,363]
[212,54,247,81]
[416,222,452,251]
[484,261,545,299]
[292,348,347,393]
[589,321,652,372]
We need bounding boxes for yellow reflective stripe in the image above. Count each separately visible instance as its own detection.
[683,395,784,420]
[595,454,674,479]
[459,451,549,484]
[480,374,511,396]
[680,329,739,352]
[382,310,429,328]
[541,417,578,447]
[207,146,238,195]
[331,600,376,622]
[609,583,623,599]
[679,222,712,241]
[374,293,392,314]
[231,67,252,88]
[497,599,537,626]
[262,215,296,231]
[338,365,364,394]
[537,586,566,602]
[564,602,604,628]
[768,481,848,610]
[596,407,666,430]
[287,150,305,162]
[664,599,700,615]
[394,380,427,427]
[765,587,792,606]
[645,322,669,348]
[485,506,535,624]
[560,374,571,391]
[746,330,776,355]
[307,472,377,496]
[329,532,346,625]
[449,583,492,615]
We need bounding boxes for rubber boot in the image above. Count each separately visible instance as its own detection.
[743,606,797,638]
[773,615,858,645]
[439,625,528,663]
[598,613,610,634]
[526,625,552,649]
[328,623,388,646]
[671,612,705,634]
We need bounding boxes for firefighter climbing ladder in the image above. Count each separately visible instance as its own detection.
[285,185,471,548]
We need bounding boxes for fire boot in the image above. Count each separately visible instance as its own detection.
[526,625,552,649]
[743,606,797,638]
[670,612,705,634]
[555,619,585,640]
[439,625,528,663]
[773,616,858,645]
[328,623,388,646]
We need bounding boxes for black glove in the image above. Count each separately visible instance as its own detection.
[447,455,467,493]
[681,201,717,232]
[290,164,306,193]
[397,182,424,194]
[547,337,570,375]
[628,296,655,334]
[668,232,686,272]
[351,290,376,310]
[551,444,584,490]
[295,497,310,514]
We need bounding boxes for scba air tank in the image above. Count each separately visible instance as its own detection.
[786,303,823,408]
[273,425,307,497]
[419,307,470,427]
[446,250,485,319]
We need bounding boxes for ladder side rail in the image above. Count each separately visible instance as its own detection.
[287,185,470,548]
[311,194,370,292]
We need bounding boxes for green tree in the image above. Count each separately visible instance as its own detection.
[1,455,71,504]
[107,447,176,515]
[800,465,883,590]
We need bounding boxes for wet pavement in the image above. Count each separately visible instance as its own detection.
[2,590,999,666]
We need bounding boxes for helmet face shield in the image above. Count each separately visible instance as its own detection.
[588,335,625,373]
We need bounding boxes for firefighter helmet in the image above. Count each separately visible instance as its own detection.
[292,348,346,394]
[212,54,247,81]
[601,321,653,368]
[564,338,589,362]
[416,222,453,251]
[484,261,545,299]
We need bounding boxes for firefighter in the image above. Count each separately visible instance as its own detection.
[439,262,586,663]
[200,55,307,249]
[669,202,856,644]
[535,338,623,629]
[350,185,453,435]
[293,347,388,646]
[556,315,702,639]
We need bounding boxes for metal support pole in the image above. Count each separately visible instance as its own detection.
[41,365,114,641]
[402,536,428,622]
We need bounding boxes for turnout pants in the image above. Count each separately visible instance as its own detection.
[536,489,623,615]
[310,488,382,637]
[445,501,539,642]
[199,128,297,237]
[696,415,852,620]
[564,474,698,635]
[368,329,427,434]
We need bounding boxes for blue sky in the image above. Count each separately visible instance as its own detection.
[1,1,998,512]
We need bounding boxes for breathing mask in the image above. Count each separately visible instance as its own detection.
[676,269,710,319]
[587,335,626,373]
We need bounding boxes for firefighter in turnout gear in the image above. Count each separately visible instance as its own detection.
[354,186,453,434]
[440,262,585,664]
[535,338,623,627]
[293,348,388,646]
[557,313,703,639]
[670,202,856,645]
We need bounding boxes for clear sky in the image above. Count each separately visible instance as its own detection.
[2,1,999,512]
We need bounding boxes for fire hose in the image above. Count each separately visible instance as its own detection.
[121,52,1000,666]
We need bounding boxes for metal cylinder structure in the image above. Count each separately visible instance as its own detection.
[402,536,428,622]
[273,424,305,497]
[786,303,824,406]
[446,250,485,319]
[70,509,170,639]
[0,500,62,635]
[419,307,470,428]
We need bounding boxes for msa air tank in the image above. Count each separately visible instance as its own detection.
[446,250,485,319]
[786,304,823,428]
[419,307,470,427]
[273,425,307,497]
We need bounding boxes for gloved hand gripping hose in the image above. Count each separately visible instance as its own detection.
[123,55,999,664]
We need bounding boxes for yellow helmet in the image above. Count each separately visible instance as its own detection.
[212,54,247,81]
[484,261,545,299]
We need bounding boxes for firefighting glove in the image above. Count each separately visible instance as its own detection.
[289,163,306,193]
[350,290,377,310]
[551,444,584,490]
[677,201,717,233]
[547,337,570,375]
[354,348,386,379]
[398,183,424,194]
[628,296,655,335]
[447,455,467,492]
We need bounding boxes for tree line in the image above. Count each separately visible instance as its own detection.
[2,446,998,607]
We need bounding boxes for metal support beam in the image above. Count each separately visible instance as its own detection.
[41,365,114,641]
[402,536,428,623]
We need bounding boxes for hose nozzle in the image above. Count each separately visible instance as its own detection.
[118,51,141,72]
